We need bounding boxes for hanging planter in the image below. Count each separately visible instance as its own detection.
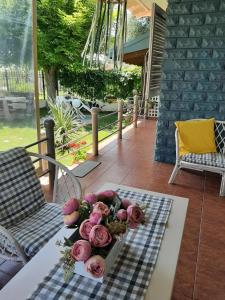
[82,0,127,70]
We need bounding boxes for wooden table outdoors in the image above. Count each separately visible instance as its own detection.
[0,183,188,300]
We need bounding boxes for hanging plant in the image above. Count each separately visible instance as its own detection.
[82,0,127,70]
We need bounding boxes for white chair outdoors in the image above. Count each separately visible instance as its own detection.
[56,96,92,119]
[55,95,72,112]
[169,120,225,196]
[0,147,82,264]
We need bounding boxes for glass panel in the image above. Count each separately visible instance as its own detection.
[0,0,37,151]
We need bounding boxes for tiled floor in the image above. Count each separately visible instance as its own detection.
[1,120,225,299]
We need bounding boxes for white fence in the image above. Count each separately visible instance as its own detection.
[148,95,160,118]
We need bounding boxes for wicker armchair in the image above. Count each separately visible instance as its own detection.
[169,120,225,196]
[0,148,82,264]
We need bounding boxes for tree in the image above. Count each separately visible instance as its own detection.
[37,0,95,100]
[126,13,150,42]
[0,0,32,66]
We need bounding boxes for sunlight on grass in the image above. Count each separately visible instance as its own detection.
[0,112,128,166]
[0,119,37,152]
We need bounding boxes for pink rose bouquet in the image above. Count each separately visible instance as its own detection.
[84,193,97,205]
[59,190,145,281]
[116,209,127,221]
[89,225,112,247]
[62,198,80,215]
[63,211,80,226]
[93,201,110,216]
[85,255,105,278]
[71,240,92,261]
[79,220,93,240]
[89,212,102,225]
[127,204,145,228]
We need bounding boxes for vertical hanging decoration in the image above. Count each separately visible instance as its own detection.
[82,0,127,70]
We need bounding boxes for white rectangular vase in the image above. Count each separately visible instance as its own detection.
[74,235,125,283]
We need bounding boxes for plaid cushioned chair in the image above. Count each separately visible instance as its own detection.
[0,148,82,263]
[169,120,225,196]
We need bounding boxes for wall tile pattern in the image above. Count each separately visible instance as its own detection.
[155,0,225,163]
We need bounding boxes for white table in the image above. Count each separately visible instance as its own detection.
[0,183,188,300]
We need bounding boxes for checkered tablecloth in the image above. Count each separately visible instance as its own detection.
[27,189,173,300]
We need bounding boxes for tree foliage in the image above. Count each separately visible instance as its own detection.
[59,67,141,101]
[37,0,95,99]
[126,14,150,41]
[0,0,32,66]
[37,0,95,70]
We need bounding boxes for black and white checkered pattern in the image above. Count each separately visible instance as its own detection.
[9,203,63,258]
[0,148,45,228]
[182,152,225,168]
[27,189,173,300]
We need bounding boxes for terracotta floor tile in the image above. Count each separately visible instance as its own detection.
[172,289,193,300]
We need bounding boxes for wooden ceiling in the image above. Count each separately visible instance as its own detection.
[123,49,148,66]
[127,0,167,17]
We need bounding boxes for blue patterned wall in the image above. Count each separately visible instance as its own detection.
[155,0,225,163]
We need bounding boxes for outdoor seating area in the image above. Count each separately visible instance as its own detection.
[169,119,225,196]
[0,120,225,299]
[1,0,225,299]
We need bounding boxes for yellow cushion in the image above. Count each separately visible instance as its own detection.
[175,118,217,156]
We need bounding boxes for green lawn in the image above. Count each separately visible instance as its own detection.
[0,119,37,152]
[0,112,128,166]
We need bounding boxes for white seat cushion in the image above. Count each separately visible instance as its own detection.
[181,152,225,168]
[9,203,63,258]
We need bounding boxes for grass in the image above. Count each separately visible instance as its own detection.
[0,110,129,166]
[0,118,38,152]
[56,112,119,166]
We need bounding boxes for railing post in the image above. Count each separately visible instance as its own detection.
[44,118,55,193]
[144,101,149,119]
[118,99,123,139]
[40,129,48,171]
[133,95,138,128]
[91,107,99,156]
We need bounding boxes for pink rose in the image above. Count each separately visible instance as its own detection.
[127,205,144,228]
[71,240,92,261]
[122,198,132,209]
[79,220,93,240]
[89,211,102,225]
[62,198,80,215]
[97,190,116,201]
[89,225,112,247]
[93,202,110,216]
[128,221,139,229]
[63,211,80,226]
[84,193,97,205]
[85,255,105,278]
[116,209,127,221]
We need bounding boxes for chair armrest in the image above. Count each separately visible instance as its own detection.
[175,128,181,164]
[28,152,82,203]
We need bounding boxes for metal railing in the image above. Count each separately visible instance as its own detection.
[52,99,139,162]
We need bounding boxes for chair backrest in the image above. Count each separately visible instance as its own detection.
[214,121,225,154]
[55,96,65,105]
[71,99,81,108]
[175,120,225,160]
[0,148,45,228]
